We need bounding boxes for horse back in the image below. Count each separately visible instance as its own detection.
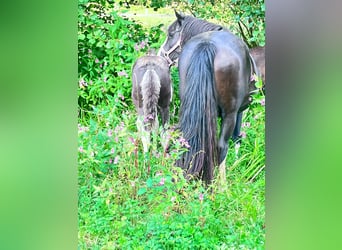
[179,30,251,113]
[132,55,172,109]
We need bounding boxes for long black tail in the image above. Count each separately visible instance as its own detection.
[178,42,218,183]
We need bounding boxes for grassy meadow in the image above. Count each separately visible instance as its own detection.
[78,4,265,249]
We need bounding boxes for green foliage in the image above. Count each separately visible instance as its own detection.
[145,0,265,47]
[78,90,265,248]
[229,0,265,47]
[78,1,164,111]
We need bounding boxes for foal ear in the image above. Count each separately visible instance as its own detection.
[174,10,185,23]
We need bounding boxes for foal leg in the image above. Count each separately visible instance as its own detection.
[218,113,236,186]
[136,116,150,153]
[159,106,170,153]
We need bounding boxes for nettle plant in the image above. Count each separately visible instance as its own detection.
[78,0,164,112]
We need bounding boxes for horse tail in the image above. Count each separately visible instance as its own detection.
[178,42,218,183]
[140,68,161,131]
[249,51,260,80]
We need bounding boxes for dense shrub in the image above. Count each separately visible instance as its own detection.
[78,0,164,112]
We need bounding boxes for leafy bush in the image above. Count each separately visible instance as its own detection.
[78,92,265,249]
[78,0,164,111]
[123,0,265,47]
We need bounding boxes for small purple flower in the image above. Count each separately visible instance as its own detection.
[79,78,87,88]
[95,58,99,63]
[134,43,140,51]
[118,93,125,100]
[179,136,190,148]
[118,71,128,78]
[107,129,113,137]
[115,137,119,143]
[240,131,247,139]
[100,64,102,68]
[108,158,113,164]
[199,193,204,202]
[140,40,146,48]
[260,98,265,106]
[250,74,257,82]
[159,177,165,186]
[128,137,136,144]
[111,148,115,154]
[79,146,84,153]
[114,156,119,164]
[103,76,107,82]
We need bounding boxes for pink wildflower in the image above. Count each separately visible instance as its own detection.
[79,78,87,88]
[79,146,84,153]
[134,43,140,51]
[114,156,119,164]
[108,158,113,164]
[159,177,165,186]
[140,40,146,48]
[111,148,115,154]
[179,136,190,148]
[260,98,265,106]
[118,93,125,100]
[118,71,128,78]
[95,58,99,63]
[199,193,204,202]
[128,137,136,144]
[240,131,247,139]
[107,129,113,137]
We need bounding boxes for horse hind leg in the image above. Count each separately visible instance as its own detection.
[218,112,237,186]
[136,116,150,153]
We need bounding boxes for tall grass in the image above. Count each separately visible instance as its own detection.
[78,86,265,248]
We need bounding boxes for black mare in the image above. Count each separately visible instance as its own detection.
[158,11,258,183]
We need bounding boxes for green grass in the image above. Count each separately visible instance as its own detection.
[78,87,265,249]
[119,6,175,30]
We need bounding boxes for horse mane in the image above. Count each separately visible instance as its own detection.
[180,15,223,45]
[140,67,161,131]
